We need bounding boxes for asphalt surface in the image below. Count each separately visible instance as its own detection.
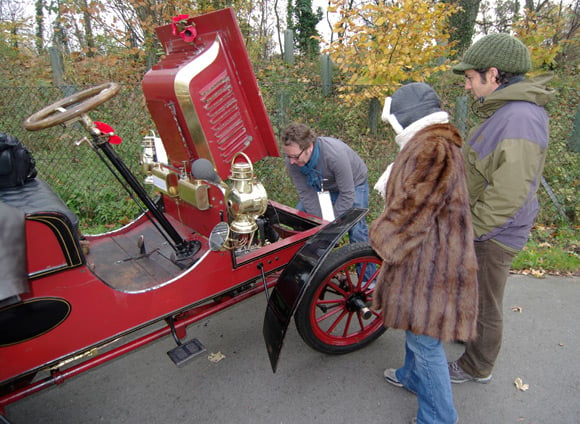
[4,274,580,424]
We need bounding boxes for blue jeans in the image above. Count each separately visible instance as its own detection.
[329,182,370,244]
[396,331,458,424]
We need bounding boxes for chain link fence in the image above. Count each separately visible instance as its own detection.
[0,81,577,232]
[0,84,154,229]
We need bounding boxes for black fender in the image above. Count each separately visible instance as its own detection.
[262,208,367,372]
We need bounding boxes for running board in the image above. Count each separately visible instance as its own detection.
[167,338,206,367]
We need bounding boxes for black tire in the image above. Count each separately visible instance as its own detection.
[294,242,386,354]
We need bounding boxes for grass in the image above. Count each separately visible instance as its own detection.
[512,224,580,276]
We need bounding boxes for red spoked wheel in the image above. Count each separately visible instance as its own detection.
[294,242,386,354]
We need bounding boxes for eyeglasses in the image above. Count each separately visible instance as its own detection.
[285,147,306,160]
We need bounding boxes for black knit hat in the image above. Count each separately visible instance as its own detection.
[389,83,442,130]
[453,33,531,74]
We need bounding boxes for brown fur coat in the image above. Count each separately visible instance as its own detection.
[370,123,478,342]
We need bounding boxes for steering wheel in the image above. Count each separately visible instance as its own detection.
[23,82,120,131]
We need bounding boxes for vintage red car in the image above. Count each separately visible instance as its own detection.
[0,8,384,420]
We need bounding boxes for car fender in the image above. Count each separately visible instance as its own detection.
[262,208,368,372]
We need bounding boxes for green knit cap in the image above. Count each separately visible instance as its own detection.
[452,33,531,75]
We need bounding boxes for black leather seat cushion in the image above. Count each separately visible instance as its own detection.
[0,178,79,230]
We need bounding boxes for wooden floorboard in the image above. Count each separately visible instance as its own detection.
[85,222,192,292]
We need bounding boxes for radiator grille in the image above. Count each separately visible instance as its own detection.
[200,71,250,163]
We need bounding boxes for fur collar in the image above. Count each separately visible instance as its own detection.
[394,111,449,149]
[374,112,450,198]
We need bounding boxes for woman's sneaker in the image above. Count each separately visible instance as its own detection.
[383,368,404,388]
[448,360,492,384]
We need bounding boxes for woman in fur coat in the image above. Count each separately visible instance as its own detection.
[370,83,478,424]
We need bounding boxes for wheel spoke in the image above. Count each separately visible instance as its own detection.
[315,302,345,323]
[324,285,342,296]
[316,298,343,306]
[362,266,379,291]
[355,310,365,331]
[325,279,349,297]
[325,309,349,334]
[356,263,367,289]
[342,269,356,290]
[342,312,354,337]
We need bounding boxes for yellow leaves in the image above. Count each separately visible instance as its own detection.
[530,268,546,278]
[374,16,387,27]
[325,0,456,106]
[208,351,225,363]
[513,7,565,69]
[514,377,530,391]
[520,268,547,278]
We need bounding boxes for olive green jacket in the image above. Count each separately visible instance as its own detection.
[463,73,554,251]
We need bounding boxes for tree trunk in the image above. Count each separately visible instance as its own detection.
[445,0,481,58]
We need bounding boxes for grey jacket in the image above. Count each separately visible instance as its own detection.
[285,136,368,218]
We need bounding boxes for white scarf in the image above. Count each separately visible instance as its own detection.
[374,110,450,199]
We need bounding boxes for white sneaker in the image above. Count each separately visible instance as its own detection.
[383,368,403,388]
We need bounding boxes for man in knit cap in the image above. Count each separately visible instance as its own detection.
[448,33,554,384]
[371,82,478,424]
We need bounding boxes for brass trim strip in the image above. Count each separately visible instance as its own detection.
[174,37,221,165]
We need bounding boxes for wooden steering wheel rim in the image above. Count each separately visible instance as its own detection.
[23,82,120,131]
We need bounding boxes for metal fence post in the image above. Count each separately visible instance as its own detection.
[48,46,76,97]
[284,30,294,65]
[454,96,468,138]
[49,47,65,86]
[276,90,290,135]
[568,103,580,153]
[368,97,380,136]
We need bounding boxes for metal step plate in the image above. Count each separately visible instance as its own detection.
[167,338,206,367]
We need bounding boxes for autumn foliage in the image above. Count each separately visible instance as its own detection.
[321,0,459,105]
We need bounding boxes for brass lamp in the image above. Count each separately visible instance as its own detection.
[225,152,268,238]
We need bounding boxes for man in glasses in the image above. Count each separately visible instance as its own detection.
[281,122,372,249]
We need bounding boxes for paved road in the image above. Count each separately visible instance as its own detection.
[4,274,580,424]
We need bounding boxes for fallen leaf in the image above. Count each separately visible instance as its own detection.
[514,377,529,391]
[511,306,523,313]
[531,269,545,278]
[208,351,226,363]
